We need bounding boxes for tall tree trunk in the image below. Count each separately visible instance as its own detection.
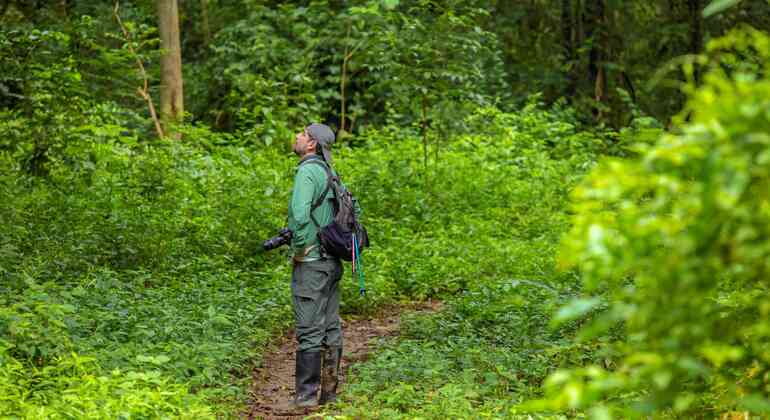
[339,24,351,134]
[421,96,428,171]
[340,54,349,133]
[56,0,67,18]
[584,0,606,119]
[157,0,184,136]
[561,0,575,98]
[688,0,703,82]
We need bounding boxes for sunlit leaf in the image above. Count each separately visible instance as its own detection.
[552,297,602,327]
[703,0,742,17]
[382,0,399,10]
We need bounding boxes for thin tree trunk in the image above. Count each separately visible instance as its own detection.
[114,2,164,139]
[340,55,348,133]
[157,0,184,136]
[621,71,636,103]
[339,24,366,135]
[435,127,441,164]
[421,96,428,171]
[57,0,68,18]
[688,0,703,82]
[561,0,573,60]
[494,1,516,88]
[340,24,351,133]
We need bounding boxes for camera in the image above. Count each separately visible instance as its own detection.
[263,228,292,251]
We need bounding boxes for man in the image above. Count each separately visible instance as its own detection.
[286,123,343,409]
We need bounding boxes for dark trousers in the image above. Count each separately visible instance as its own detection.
[291,258,343,352]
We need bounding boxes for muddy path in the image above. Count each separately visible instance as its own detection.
[244,301,442,420]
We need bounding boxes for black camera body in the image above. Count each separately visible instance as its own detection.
[263,228,292,251]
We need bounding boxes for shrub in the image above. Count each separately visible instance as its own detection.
[0,348,212,418]
[531,27,770,417]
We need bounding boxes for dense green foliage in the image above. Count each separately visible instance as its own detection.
[2,0,770,418]
[330,25,770,420]
[328,105,606,418]
[0,92,611,415]
[0,130,294,415]
[527,27,770,417]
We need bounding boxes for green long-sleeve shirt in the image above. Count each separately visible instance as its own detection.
[288,155,362,261]
[288,155,336,261]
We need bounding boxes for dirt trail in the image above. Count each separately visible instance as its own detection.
[244,301,442,420]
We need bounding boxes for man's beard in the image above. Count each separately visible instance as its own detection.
[292,142,307,156]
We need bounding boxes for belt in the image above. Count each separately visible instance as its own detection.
[293,244,323,263]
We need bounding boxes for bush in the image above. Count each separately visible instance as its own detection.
[530,27,770,417]
[0,348,212,418]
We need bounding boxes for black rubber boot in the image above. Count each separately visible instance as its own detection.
[319,346,342,405]
[291,350,321,409]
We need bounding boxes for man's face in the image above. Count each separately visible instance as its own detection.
[292,129,316,157]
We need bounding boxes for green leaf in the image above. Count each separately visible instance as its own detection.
[382,0,399,10]
[739,394,770,413]
[136,355,170,366]
[552,297,602,327]
[589,405,613,420]
[703,0,742,17]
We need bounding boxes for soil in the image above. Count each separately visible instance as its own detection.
[244,300,442,420]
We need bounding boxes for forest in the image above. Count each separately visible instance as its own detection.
[1,0,770,418]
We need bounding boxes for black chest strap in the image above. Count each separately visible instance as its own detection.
[303,159,336,229]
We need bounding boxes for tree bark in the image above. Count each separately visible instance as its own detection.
[157,0,184,136]
[621,71,636,103]
[56,0,67,19]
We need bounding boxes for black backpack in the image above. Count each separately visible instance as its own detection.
[306,160,369,261]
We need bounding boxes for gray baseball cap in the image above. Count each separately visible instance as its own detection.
[306,123,335,164]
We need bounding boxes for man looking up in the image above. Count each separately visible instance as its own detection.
[286,123,343,409]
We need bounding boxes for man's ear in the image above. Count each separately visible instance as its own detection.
[308,139,318,151]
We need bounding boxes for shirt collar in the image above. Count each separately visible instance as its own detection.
[298,154,322,166]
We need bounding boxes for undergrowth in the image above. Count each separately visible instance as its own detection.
[0,104,609,416]
[327,106,605,419]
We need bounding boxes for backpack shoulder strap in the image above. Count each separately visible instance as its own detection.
[303,159,336,228]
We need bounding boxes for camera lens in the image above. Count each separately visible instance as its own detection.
[262,228,292,251]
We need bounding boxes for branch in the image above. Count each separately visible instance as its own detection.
[113,1,164,139]
[340,24,352,132]
[347,39,367,61]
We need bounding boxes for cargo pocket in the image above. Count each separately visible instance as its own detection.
[291,260,331,299]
